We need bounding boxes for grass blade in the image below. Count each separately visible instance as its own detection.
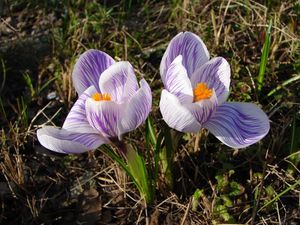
[145,116,157,146]
[257,20,272,93]
[258,180,300,212]
[159,123,175,189]
[287,114,300,174]
[100,144,132,178]
[101,144,153,203]
[267,74,300,97]
[126,145,153,204]
[154,131,164,184]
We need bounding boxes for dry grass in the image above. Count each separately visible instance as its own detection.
[0,0,299,224]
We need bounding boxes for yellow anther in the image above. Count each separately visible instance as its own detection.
[101,93,111,101]
[193,82,213,102]
[92,92,111,101]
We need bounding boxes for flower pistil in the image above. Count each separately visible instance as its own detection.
[92,92,111,101]
[193,82,212,102]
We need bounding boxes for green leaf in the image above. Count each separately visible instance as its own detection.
[215,174,228,192]
[265,185,276,198]
[257,20,272,93]
[192,188,204,211]
[159,123,175,189]
[101,144,153,204]
[145,116,157,147]
[229,181,244,196]
[126,144,153,204]
[23,72,35,97]
[154,131,164,184]
[221,195,233,207]
[258,180,300,212]
[215,205,231,222]
[101,144,133,180]
[267,74,300,97]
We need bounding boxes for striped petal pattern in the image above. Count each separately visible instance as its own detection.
[99,61,139,103]
[160,32,270,148]
[160,32,209,80]
[160,90,201,133]
[185,90,218,124]
[63,86,99,133]
[203,102,270,148]
[37,126,107,154]
[191,57,230,104]
[163,55,193,104]
[118,79,152,138]
[37,49,152,154]
[72,49,115,95]
[85,98,121,138]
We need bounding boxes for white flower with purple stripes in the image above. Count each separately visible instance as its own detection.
[159,32,270,148]
[37,50,152,154]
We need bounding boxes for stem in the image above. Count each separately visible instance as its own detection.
[159,145,173,189]
[159,124,181,190]
[121,142,153,204]
[101,143,153,204]
[113,139,127,155]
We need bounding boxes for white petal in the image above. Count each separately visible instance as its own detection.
[204,102,270,148]
[185,90,218,124]
[99,61,139,103]
[37,126,108,154]
[160,32,209,79]
[63,86,99,134]
[72,50,115,95]
[163,55,193,104]
[118,79,152,138]
[190,57,230,104]
[160,89,201,133]
[85,98,121,138]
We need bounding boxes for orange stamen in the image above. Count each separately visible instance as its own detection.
[193,82,213,102]
[92,92,111,101]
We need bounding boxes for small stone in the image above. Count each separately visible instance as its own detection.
[47,91,57,100]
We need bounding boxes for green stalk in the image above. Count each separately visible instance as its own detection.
[159,123,176,190]
[287,114,300,174]
[257,20,272,94]
[126,144,153,204]
[101,144,133,181]
[154,131,164,185]
[146,117,157,146]
[101,144,153,204]
[267,74,300,97]
[258,180,300,212]
[145,116,158,192]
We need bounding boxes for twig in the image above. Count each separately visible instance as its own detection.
[180,198,191,225]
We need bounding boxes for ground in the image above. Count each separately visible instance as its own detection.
[0,0,300,224]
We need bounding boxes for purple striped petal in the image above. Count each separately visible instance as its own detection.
[204,102,270,148]
[99,61,139,103]
[190,57,230,104]
[160,32,209,80]
[85,98,121,138]
[72,49,115,95]
[163,55,193,104]
[118,79,152,138]
[63,86,99,134]
[185,90,218,124]
[37,126,108,154]
[160,89,201,133]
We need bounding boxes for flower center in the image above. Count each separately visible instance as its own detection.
[92,92,111,101]
[193,82,213,102]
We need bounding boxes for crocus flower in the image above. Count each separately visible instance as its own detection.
[37,50,152,154]
[159,32,270,148]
